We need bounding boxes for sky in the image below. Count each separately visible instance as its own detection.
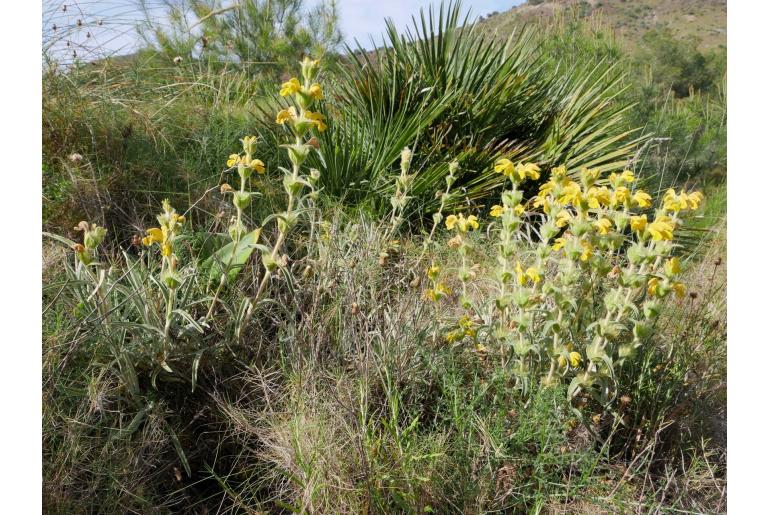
[337,0,522,47]
[43,0,524,62]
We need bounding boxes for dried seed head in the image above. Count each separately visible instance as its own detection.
[173,56,183,64]
[351,302,359,315]
[220,183,234,194]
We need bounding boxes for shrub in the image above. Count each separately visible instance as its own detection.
[313,0,643,216]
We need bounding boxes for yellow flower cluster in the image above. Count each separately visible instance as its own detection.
[142,200,185,289]
[445,213,479,232]
[494,159,541,182]
[276,57,327,135]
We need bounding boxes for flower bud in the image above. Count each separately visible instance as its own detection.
[233,191,251,210]
[400,147,412,175]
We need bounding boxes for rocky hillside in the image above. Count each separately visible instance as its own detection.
[479,0,726,51]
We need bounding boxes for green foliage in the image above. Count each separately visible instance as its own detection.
[637,28,725,98]
[315,0,642,216]
[138,0,342,76]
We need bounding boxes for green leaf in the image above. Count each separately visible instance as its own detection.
[201,228,261,283]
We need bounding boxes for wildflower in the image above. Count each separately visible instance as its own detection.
[663,189,704,212]
[580,167,600,186]
[494,159,540,181]
[142,227,163,246]
[305,111,327,132]
[490,204,505,217]
[525,266,541,284]
[553,166,569,180]
[515,261,526,286]
[612,186,631,207]
[593,218,612,235]
[619,170,635,183]
[632,190,652,208]
[446,213,479,233]
[672,282,686,299]
[276,106,297,125]
[279,77,302,96]
[586,186,610,208]
[241,135,258,155]
[552,237,567,251]
[647,215,675,241]
[516,162,541,181]
[570,351,582,367]
[629,214,647,233]
[307,83,323,100]
[555,210,571,228]
[227,154,241,167]
[580,240,593,261]
[494,158,515,177]
[248,158,266,174]
[559,182,584,206]
[647,277,660,296]
[513,204,525,216]
[664,257,681,276]
[427,263,440,281]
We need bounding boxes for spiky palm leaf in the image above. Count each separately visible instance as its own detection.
[312,0,646,217]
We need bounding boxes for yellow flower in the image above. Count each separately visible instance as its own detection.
[630,214,647,233]
[306,111,327,132]
[647,215,675,241]
[593,217,612,235]
[142,227,163,246]
[612,186,630,207]
[161,242,172,257]
[664,257,681,276]
[580,167,600,184]
[494,158,515,177]
[427,264,440,281]
[552,166,568,179]
[515,261,526,286]
[533,194,551,213]
[586,186,610,209]
[447,213,478,232]
[279,77,301,96]
[248,158,265,174]
[552,237,567,251]
[555,209,571,228]
[569,351,582,367]
[516,162,541,180]
[686,191,704,210]
[559,182,584,206]
[490,204,505,217]
[632,190,652,208]
[513,204,525,216]
[525,266,541,284]
[647,277,660,296]
[619,169,635,183]
[227,154,240,167]
[307,83,323,100]
[663,189,703,212]
[672,282,686,299]
[580,240,593,261]
[276,106,297,124]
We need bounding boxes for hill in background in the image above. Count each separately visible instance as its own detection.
[479,0,726,51]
